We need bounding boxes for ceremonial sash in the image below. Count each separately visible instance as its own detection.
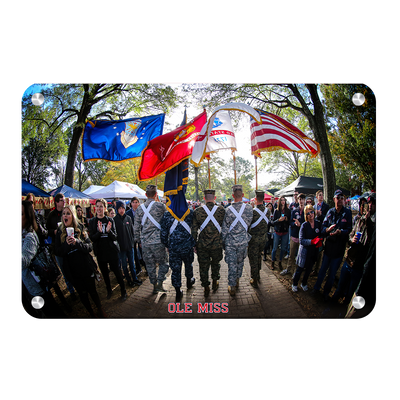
[169,219,191,235]
[141,201,161,230]
[199,205,221,233]
[229,203,248,232]
[250,207,269,229]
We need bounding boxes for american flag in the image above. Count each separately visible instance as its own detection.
[250,109,320,158]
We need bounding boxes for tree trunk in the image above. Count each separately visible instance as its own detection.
[289,84,336,207]
[306,85,336,207]
[64,86,92,188]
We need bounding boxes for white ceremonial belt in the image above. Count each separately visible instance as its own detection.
[250,207,269,229]
[199,205,221,233]
[141,202,161,230]
[170,219,191,235]
[229,203,248,232]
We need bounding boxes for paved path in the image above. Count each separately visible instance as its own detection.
[108,256,306,319]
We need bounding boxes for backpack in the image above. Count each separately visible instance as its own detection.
[29,244,62,289]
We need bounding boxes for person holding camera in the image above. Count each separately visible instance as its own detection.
[312,189,352,301]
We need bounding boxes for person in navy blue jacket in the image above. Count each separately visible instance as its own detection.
[281,193,306,276]
[312,189,352,301]
[292,204,323,292]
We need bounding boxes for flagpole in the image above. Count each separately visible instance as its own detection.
[254,155,258,190]
[207,157,211,189]
[233,151,237,184]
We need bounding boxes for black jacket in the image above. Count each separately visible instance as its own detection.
[55,224,94,283]
[114,213,134,252]
[88,216,119,258]
[272,208,291,233]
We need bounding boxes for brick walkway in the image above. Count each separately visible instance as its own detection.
[108,255,306,319]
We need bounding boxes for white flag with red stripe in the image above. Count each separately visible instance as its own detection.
[191,102,262,166]
[205,110,236,154]
[250,109,320,158]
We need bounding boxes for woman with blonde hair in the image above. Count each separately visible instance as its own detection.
[291,205,324,292]
[55,204,105,317]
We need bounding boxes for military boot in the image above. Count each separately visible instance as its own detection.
[250,278,258,288]
[187,277,195,289]
[175,287,183,302]
[212,279,219,291]
[228,286,236,296]
[204,286,210,297]
[154,281,167,294]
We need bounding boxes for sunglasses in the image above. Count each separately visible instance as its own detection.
[306,211,315,215]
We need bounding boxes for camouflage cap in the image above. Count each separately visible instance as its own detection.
[203,189,215,195]
[146,184,157,191]
[232,184,243,192]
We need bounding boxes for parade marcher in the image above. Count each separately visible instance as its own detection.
[191,189,226,297]
[225,198,232,208]
[292,205,323,292]
[134,185,169,294]
[281,193,306,276]
[89,198,127,300]
[221,185,253,296]
[312,189,352,301]
[248,190,270,287]
[56,205,106,317]
[160,206,196,302]
[270,196,291,271]
[114,201,142,287]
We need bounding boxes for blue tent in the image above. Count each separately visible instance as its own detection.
[22,179,51,197]
[48,185,93,199]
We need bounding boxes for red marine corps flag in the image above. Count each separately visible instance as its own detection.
[250,109,320,158]
[138,111,207,181]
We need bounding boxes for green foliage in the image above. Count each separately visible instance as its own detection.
[321,84,376,190]
[21,84,182,188]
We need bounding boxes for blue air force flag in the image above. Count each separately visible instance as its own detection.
[82,114,165,162]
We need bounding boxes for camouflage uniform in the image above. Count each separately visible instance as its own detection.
[133,195,169,285]
[221,186,253,290]
[191,193,226,289]
[248,196,270,285]
[160,210,195,288]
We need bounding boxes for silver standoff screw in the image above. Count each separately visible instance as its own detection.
[352,296,365,309]
[31,296,45,309]
[31,93,44,106]
[352,93,365,106]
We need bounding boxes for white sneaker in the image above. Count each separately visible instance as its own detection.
[300,284,308,291]
[280,269,289,276]
[292,285,298,292]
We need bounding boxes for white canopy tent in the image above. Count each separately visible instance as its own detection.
[89,180,147,200]
[82,185,105,195]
